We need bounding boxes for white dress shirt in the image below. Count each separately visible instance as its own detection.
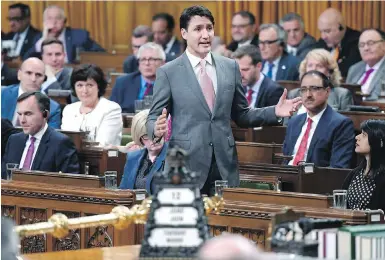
[61,97,123,146]
[358,55,385,94]
[165,36,176,55]
[238,38,253,48]
[288,107,327,165]
[287,45,298,56]
[19,123,48,169]
[12,86,25,125]
[262,56,281,81]
[246,73,264,108]
[11,26,30,57]
[185,49,218,94]
[35,28,68,63]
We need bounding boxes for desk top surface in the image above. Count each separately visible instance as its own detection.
[22,245,141,260]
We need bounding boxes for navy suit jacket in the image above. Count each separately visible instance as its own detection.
[119,143,168,194]
[1,127,80,178]
[263,53,300,81]
[3,26,41,60]
[254,76,284,108]
[28,27,105,63]
[110,71,151,113]
[283,105,355,168]
[167,38,182,60]
[1,84,61,129]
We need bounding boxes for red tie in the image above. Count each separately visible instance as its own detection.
[360,68,374,86]
[143,82,153,97]
[293,118,313,166]
[246,88,253,105]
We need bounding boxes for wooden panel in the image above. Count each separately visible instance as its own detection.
[2,1,385,52]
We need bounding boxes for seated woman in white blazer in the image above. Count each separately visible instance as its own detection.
[61,64,123,146]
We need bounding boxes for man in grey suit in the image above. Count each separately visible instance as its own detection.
[346,29,385,101]
[147,6,301,195]
[40,38,72,93]
[279,13,316,61]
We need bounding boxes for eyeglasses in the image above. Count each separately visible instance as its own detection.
[358,40,384,49]
[231,23,251,29]
[299,86,326,95]
[7,16,25,22]
[138,58,162,64]
[258,39,279,46]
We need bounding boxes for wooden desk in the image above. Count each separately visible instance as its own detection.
[231,123,286,144]
[1,181,143,255]
[236,142,282,164]
[79,52,128,73]
[361,100,385,112]
[23,245,141,260]
[339,111,385,131]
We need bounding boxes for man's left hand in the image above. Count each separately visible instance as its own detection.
[275,88,302,117]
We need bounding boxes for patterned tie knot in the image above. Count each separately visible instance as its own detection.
[200,59,207,71]
[145,82,153,88]
[30,136,36,143]
[366,68,374,74]
[268,63,274,69]
[307,118,313,124]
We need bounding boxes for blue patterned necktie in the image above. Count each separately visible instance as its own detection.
[266,63,274,79]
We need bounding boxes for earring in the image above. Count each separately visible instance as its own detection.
[381,139,384,148]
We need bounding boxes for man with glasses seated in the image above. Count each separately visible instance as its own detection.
[110,42,166,113]
[259,23,300,81]
[346,29,385,101]
[2,3,41,60]
[283,70,355,168]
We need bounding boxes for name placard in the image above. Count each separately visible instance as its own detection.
[158,188,195,205]
[154,207,198,226]
[148,228,203,247]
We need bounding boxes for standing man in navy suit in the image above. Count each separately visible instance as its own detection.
[283,70,355,168]
[32,5,105,63]
[2,3,41,60]
[1,58,61,128]
[152,13,181,60]
[2,91,80,179]
[110,42,166,113]
[259,24,300,81]
[232,45,284,108]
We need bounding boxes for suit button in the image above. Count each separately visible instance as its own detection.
[209,142,213,146]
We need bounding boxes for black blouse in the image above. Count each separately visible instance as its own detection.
[134,150,154,189]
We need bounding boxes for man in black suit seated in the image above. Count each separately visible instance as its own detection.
[152,13,181,60]
[2,3,41,60]
[2,91,80,178]
[227,11,259,53]
[315,8,361,78]
[123,25,153,74]
[110,42,166,113]
[31,5,105,63]
[279,13,316,61]
[40,38,72,93]
[1,118,18,160]
[1,50,19,86]
[232,45,284,108]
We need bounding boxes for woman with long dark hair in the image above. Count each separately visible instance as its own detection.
[342,119,385,211]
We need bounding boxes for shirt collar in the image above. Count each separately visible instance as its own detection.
[17,26,30,38]
[365,55,385,71]
[18,85,25,97]
[140,75,154,87]
[248,73,264,92]
[185,48,213,69]
[306,106,327,124]
[271,56,281,67]
[57,28,66,43]
[238,39,252,48]
[165,36,176,52]
[30,123,48,141]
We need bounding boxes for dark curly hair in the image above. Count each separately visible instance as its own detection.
[70,64,107,98]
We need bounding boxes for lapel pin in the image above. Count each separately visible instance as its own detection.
[282,65,286,70]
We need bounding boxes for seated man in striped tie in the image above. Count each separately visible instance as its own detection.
[110,42,166,113]
[1,91,80,179]
[283,70,355,168]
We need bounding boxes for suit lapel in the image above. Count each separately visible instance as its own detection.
[180,53,211,115]
[65,29,73,62]
[31,128,51,170]
[212,54,224,118]
[352,63,365,83]
[255,77,267,108]
[368,59,385,94]
[307,106,331,161]
[145,144,168,192]
[277,56,288,81]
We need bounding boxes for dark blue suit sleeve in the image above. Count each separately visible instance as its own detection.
[48,103,62,129]
[82,31,105,52]
[56,136,80,174]
[267,85,284,106]
[110,77,122,103]
[330,118,355,168]
[1,138,12,179]
[282,120,292,156]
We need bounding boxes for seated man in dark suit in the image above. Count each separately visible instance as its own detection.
[1,50,19,86]
[227,11,259,53]
[40,38,72,93]
[1,58,61,128]
[314,8,361,78]
[2,91,80,178]
[152,13,181,59]
[110,42,166,113]
[283,70,355,168]
[123,25,153,74]
[279,13,316,61]
[32,5,105,63]
[2,3,41,60]
[1,118,18,160]
[232,45,284,108]
[259,24,300,81]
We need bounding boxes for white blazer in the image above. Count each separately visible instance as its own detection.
[61,97,123,146]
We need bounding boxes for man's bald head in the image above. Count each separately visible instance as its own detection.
[18,58,46,92]
[198,234,265,260]
[318,8,346,48]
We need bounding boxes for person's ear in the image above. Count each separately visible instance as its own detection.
[181,28,188,40]
[256,62,263,71]
[17,69,22,81]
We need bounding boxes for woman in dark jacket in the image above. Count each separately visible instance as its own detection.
[342,119,385,212]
